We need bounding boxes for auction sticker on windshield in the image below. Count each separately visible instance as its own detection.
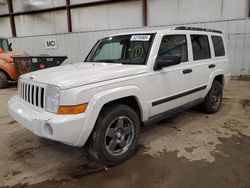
[130,35,151,41]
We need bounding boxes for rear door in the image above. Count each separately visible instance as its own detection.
[210,35,228,75]
[187,33,212,101]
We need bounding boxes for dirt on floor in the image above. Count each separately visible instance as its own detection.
[0,80,250,188]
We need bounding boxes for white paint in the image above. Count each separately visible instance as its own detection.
[8,29,229,148]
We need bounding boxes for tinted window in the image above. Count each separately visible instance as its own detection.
[191,35,211,61]
[158,35,188,62]
[212,36,225,57]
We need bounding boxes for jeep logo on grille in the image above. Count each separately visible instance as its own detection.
[29,76,34,80]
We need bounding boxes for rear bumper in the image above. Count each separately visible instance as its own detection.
[8,95,86,146]
[224,73,231,90]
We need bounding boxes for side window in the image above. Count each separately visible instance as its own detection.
[212,36,225,57]
[158,35,188,63]
[2,40,9,51]
[191,35,211,61]
[94,42,123,61]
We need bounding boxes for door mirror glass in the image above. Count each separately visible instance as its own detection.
[154,55,181,70]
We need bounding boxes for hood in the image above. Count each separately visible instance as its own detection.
[0,51,27,63]
[21,63,148,89]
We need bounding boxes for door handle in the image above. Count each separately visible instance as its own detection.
[209,64,216,69]
[183,69,192,74]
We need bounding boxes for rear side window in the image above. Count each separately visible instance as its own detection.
[212,36,225,57]
[158,35,188,62]
[191,35,211,61]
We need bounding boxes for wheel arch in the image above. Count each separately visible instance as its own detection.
[208,70,225,89]
[101,96,143,121]
[0,68,10,80]
[213,74,224,86]
[75,86,148,147]
[0,60,17,81]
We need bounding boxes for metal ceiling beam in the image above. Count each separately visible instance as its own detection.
[141,0,148,26]
[69,0,128,9]
[0,0,130,17]
[0,0,139,36]
[0,13,9,18]
[7,0,16,37]
[66,0,72,32]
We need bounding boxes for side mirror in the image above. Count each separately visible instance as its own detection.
[9,42,12,51]
[154,55,181,71]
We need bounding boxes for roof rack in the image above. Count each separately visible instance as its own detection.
[175,26,222,34]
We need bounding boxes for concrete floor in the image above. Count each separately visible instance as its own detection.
[0,80,250,188]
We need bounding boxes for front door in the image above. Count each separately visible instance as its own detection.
[149,34,199,117]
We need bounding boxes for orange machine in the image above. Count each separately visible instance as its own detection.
[0,38,67,89]
[0,38,27,88]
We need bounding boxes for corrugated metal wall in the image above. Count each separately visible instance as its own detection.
[9,18,250,76]
[1,0,248,37]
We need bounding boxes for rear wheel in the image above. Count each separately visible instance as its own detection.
[88,103,140,166]
[200,80,223,114]
[0,71,9,89]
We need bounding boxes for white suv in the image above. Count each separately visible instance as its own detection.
[9,27,230,166]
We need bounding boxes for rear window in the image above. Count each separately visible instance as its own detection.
[212,36,225,57]
[191,35,211,61]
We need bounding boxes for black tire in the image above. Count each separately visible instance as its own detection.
[0,71,9,89]
[200,80,223,114]
[88,103,140,166]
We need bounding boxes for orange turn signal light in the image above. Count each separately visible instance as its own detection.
[57,103,88,115]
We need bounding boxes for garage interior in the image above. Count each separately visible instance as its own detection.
[0,0,250,187]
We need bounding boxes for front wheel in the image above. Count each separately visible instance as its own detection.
[0,71,9,89]
[88,104,140,166]
[200,80,223,114]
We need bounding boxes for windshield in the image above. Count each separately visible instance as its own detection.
[85,34,155,65]
[0,39,9,51]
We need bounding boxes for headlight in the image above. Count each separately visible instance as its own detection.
[45,85,60,113]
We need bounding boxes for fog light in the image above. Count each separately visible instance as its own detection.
[44,123,53,136]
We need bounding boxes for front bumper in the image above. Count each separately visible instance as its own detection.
[8,95,86,146]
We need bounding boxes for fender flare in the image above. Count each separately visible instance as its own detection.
[75,86,148,146]
[203,69,225,98]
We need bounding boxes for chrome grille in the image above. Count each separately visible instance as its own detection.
[19,80,45,109]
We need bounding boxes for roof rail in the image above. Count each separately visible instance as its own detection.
[175,26,222,34]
